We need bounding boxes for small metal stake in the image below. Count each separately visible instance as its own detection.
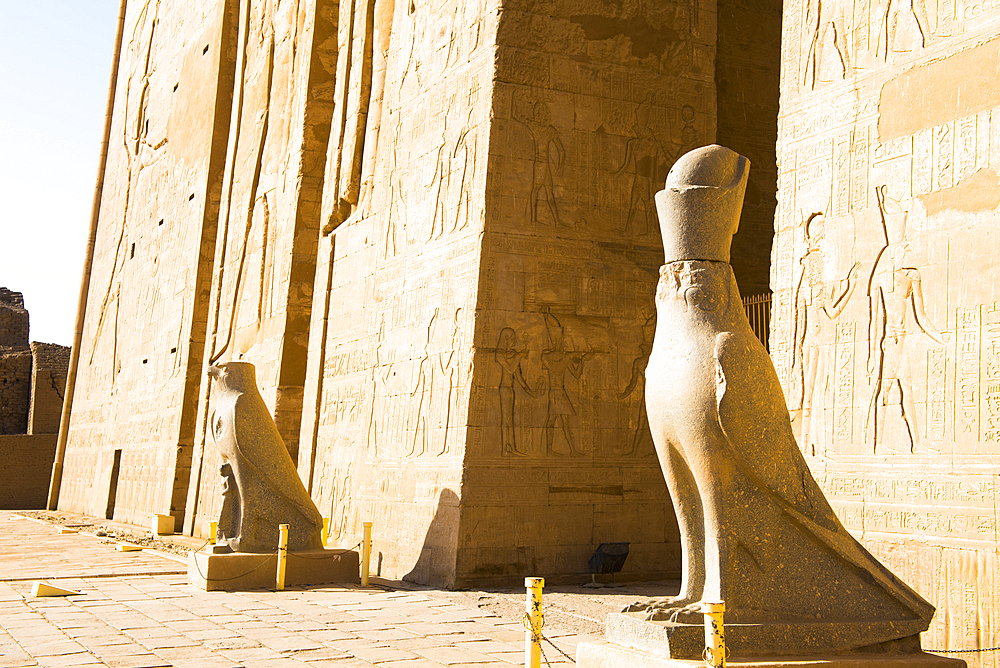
[276,524,289,590]
[702,600,726,668]
[209,521,217,545]
[525,577,544,668]
[361,522,373,587]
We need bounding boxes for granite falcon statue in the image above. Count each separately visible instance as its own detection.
[207,361,324,553]
[630,145,934,652]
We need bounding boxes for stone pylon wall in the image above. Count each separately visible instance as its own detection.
[183,0,338,537]
[297,0,498,587]
[457,0,721,586]
[60,0,238,525]
[774,1,1000,659]
[295,0,735,587]
[60,0,783,589]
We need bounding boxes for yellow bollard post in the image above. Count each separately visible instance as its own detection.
[276,524,289,591]
[322,517,329,546]
[209,521,217,545]
[360,522,373,587]
[702,600,726,668]
[524,577,544,668]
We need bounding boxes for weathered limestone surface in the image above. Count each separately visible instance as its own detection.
[0,435,58,509]
[773,0,1000,659]
[183,0,338,538]
[296,0,500,587]
[0,289,31,435]
[28,342,70,435]
[59,0,238,525]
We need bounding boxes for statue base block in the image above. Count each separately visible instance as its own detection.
[577,642,966,668]
[575,613,966,667]
[187,548,359,591]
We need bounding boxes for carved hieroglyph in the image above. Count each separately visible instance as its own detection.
[631,145,935,657]
[776,0,1000,655]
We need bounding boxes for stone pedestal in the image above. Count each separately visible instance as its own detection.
[576,613,966,668]
[187,549,359,591]
[577,642,967,667]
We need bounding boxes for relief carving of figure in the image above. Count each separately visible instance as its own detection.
[495,327,533,457]
[539,310,591,456]
[433,309,461,456]
[517,100,566,228]
[792,212,861,455]
[428,128,453,241]
[866,186,943,453]
[619,314,656,456]
[804,0,849,88]
[616,102,671,236]
[366,318,392,457]
[874,0,925,61]
[408,309,438,458]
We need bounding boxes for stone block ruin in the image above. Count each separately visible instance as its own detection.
[0,288,70,508]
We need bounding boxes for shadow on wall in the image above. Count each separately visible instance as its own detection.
[404,488,460,587]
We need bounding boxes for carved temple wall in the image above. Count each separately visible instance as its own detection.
[455,0,721,586]
[774,0,1000,659]
[295,0,500,586]
[60,0,784,589]
[60,0,237,525]
[182,0,338,537]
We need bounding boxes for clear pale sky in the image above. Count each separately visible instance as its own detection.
[0,1,119,346]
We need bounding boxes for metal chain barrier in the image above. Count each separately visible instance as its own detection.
[540,631,576,663]
[520,605,576,665]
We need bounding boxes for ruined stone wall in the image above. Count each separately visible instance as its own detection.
[0,289,29,348]
[0,435,58,509]
[28,342,70,435]
[60,0,238,525]
[182,0,338,537]
[0,289,31,435]
[0,351,32,436]
[774,2,1000,657]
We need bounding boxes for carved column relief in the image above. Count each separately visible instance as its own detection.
[779,0,1000,651]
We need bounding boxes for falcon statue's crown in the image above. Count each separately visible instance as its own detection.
[654,144,749,265]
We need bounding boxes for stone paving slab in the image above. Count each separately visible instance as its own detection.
[0,515,600,666]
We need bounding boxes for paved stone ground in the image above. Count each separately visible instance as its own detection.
[1,514,676,668]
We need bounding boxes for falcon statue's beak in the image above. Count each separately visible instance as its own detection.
[207,365,223,380]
